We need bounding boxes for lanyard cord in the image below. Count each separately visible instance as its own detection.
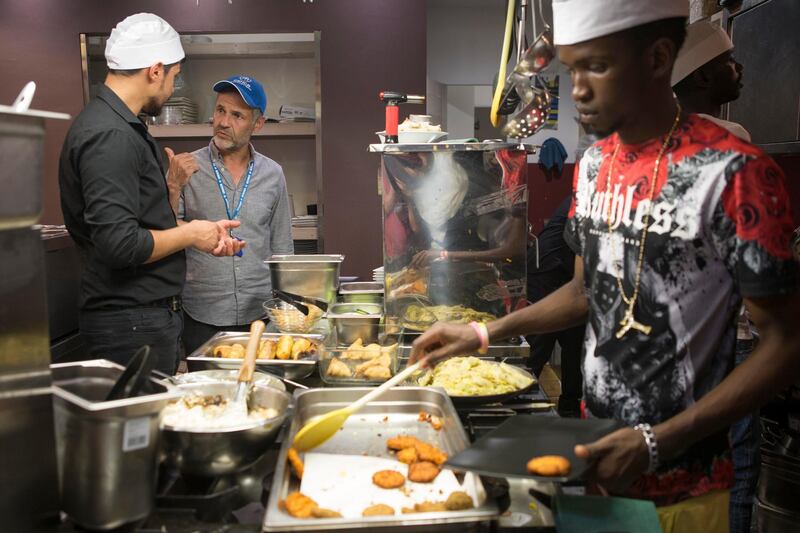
[209,152,254,221]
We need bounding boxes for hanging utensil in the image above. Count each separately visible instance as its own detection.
[292,361,422,451]
[502,83,551,139]
[231,319,266,410]
[105,345,156,401]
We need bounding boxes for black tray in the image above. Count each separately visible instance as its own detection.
[445,415,623,483]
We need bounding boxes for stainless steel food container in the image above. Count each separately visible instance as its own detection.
[266,254,344,304]
[264,386,497,531]
[160,382,293,477]
[326,302,383,345]
[51,359,182,530]
[339,281,384,304]
[186,331,324,380]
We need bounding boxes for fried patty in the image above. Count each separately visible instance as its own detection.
[445,491,474,510]
[362,503,396,516]
[386,435,421,451]
[396,447,418,464]
[408,460,440,483]
[372,469,405,489]
[526,455,571,477]
[287,447,304,479]
[282,492,318,518]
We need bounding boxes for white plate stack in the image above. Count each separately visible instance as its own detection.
[159,96,199,124]
[372,266,384,283]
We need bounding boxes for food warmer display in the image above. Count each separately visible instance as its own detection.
[371,141,534,362]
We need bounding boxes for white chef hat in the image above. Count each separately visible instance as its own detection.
[671,20,733,86]
[553,0,689,46]
[105,13,185,70]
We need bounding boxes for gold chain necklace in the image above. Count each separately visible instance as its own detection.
[605,103,682,339]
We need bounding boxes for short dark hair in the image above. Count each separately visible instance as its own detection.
[108,59,183,77]
[621,17,688,55]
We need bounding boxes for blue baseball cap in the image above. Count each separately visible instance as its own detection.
[212,75,267,114]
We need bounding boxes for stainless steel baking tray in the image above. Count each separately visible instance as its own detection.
[185,331,324,380]
[263,387,498,531]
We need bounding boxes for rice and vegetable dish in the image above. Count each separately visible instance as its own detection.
[416,356,533,396]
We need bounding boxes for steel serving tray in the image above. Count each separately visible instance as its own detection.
[264,387,498,531]
[185,332,324,380]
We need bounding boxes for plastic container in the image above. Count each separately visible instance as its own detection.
[262,298,323,333]
[319,324,401,385]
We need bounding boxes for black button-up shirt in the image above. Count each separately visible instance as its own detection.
[59,84,185,310]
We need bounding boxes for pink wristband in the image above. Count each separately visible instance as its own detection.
[468,321,489,354]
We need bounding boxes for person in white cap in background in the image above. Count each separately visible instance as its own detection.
[411,1,800,530]
[672,20,750,141]
[674,20,756,533]
[170,76,294,354]
[59,13,244,375]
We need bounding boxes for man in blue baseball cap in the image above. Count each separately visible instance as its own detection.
[168,75,294,352]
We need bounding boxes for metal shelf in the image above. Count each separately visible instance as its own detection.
[148,122,315,138]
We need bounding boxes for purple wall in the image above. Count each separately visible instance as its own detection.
[0,0,427,279]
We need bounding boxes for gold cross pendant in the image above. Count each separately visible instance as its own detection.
[616,307,652,339]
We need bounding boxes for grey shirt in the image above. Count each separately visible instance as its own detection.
[179,141,293,325]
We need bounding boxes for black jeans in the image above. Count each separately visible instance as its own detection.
[527,324,585,407]
[182,311,250,356]
[79,306,183,375]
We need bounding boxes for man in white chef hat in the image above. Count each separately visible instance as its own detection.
[672,20,750,141]
[411,1,799,531]
[59,14,243,375]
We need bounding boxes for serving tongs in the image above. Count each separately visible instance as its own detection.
[105,345,156,401]
[272,289,328,316]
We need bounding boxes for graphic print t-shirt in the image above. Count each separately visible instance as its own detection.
[565,114,797,504]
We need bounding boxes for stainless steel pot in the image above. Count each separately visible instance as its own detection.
[758,447,800,513]
[169,369,286,392]
[327,302,383,345]
[160,382,293,477]
[51,360,181,530]
[338,281,384,304]
[266,254,344,304]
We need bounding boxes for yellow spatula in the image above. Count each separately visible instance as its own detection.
[292,361,422,451]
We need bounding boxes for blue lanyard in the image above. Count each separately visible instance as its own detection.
[209,152,254,222]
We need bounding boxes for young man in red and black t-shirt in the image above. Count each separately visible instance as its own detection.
[411,0,799,528]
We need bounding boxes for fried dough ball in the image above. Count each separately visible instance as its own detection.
[396,447,418,465]
[415,441,448,466]
[401,501,447,513]
[387,435,421,451]
[282,492,318,518]
[362,503,396,516]
[445,491,474,510]
[408,461,440,483]
[311,507,342,518]
[372,469,405,489]
[287,447,304,479]
[526,455,571,477]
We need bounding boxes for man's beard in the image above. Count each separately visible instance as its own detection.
[141,78,167,117]
[141,97,164,117]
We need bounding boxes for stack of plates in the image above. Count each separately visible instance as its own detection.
[291,215,318,227]
[372,266,384,283]
[160,96,199,124]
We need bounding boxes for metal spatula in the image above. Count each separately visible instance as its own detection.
[292,362,422,452]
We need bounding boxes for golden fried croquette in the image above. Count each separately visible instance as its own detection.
[282,492,318,518]
[287,447,304,479]
[311,507,342,518]
[326,357,352,378]
[445,491,474,510]
[526,455,571,477]
[387,435,421,451]
[362,503,395,516]
[408,461,440,483]
[372,469,405,489]
[401,501,448,513]
[396,447,418,464]
[414,441,448,466]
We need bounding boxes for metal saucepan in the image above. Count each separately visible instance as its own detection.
[160,382,293,477]
[168,369,286,392]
